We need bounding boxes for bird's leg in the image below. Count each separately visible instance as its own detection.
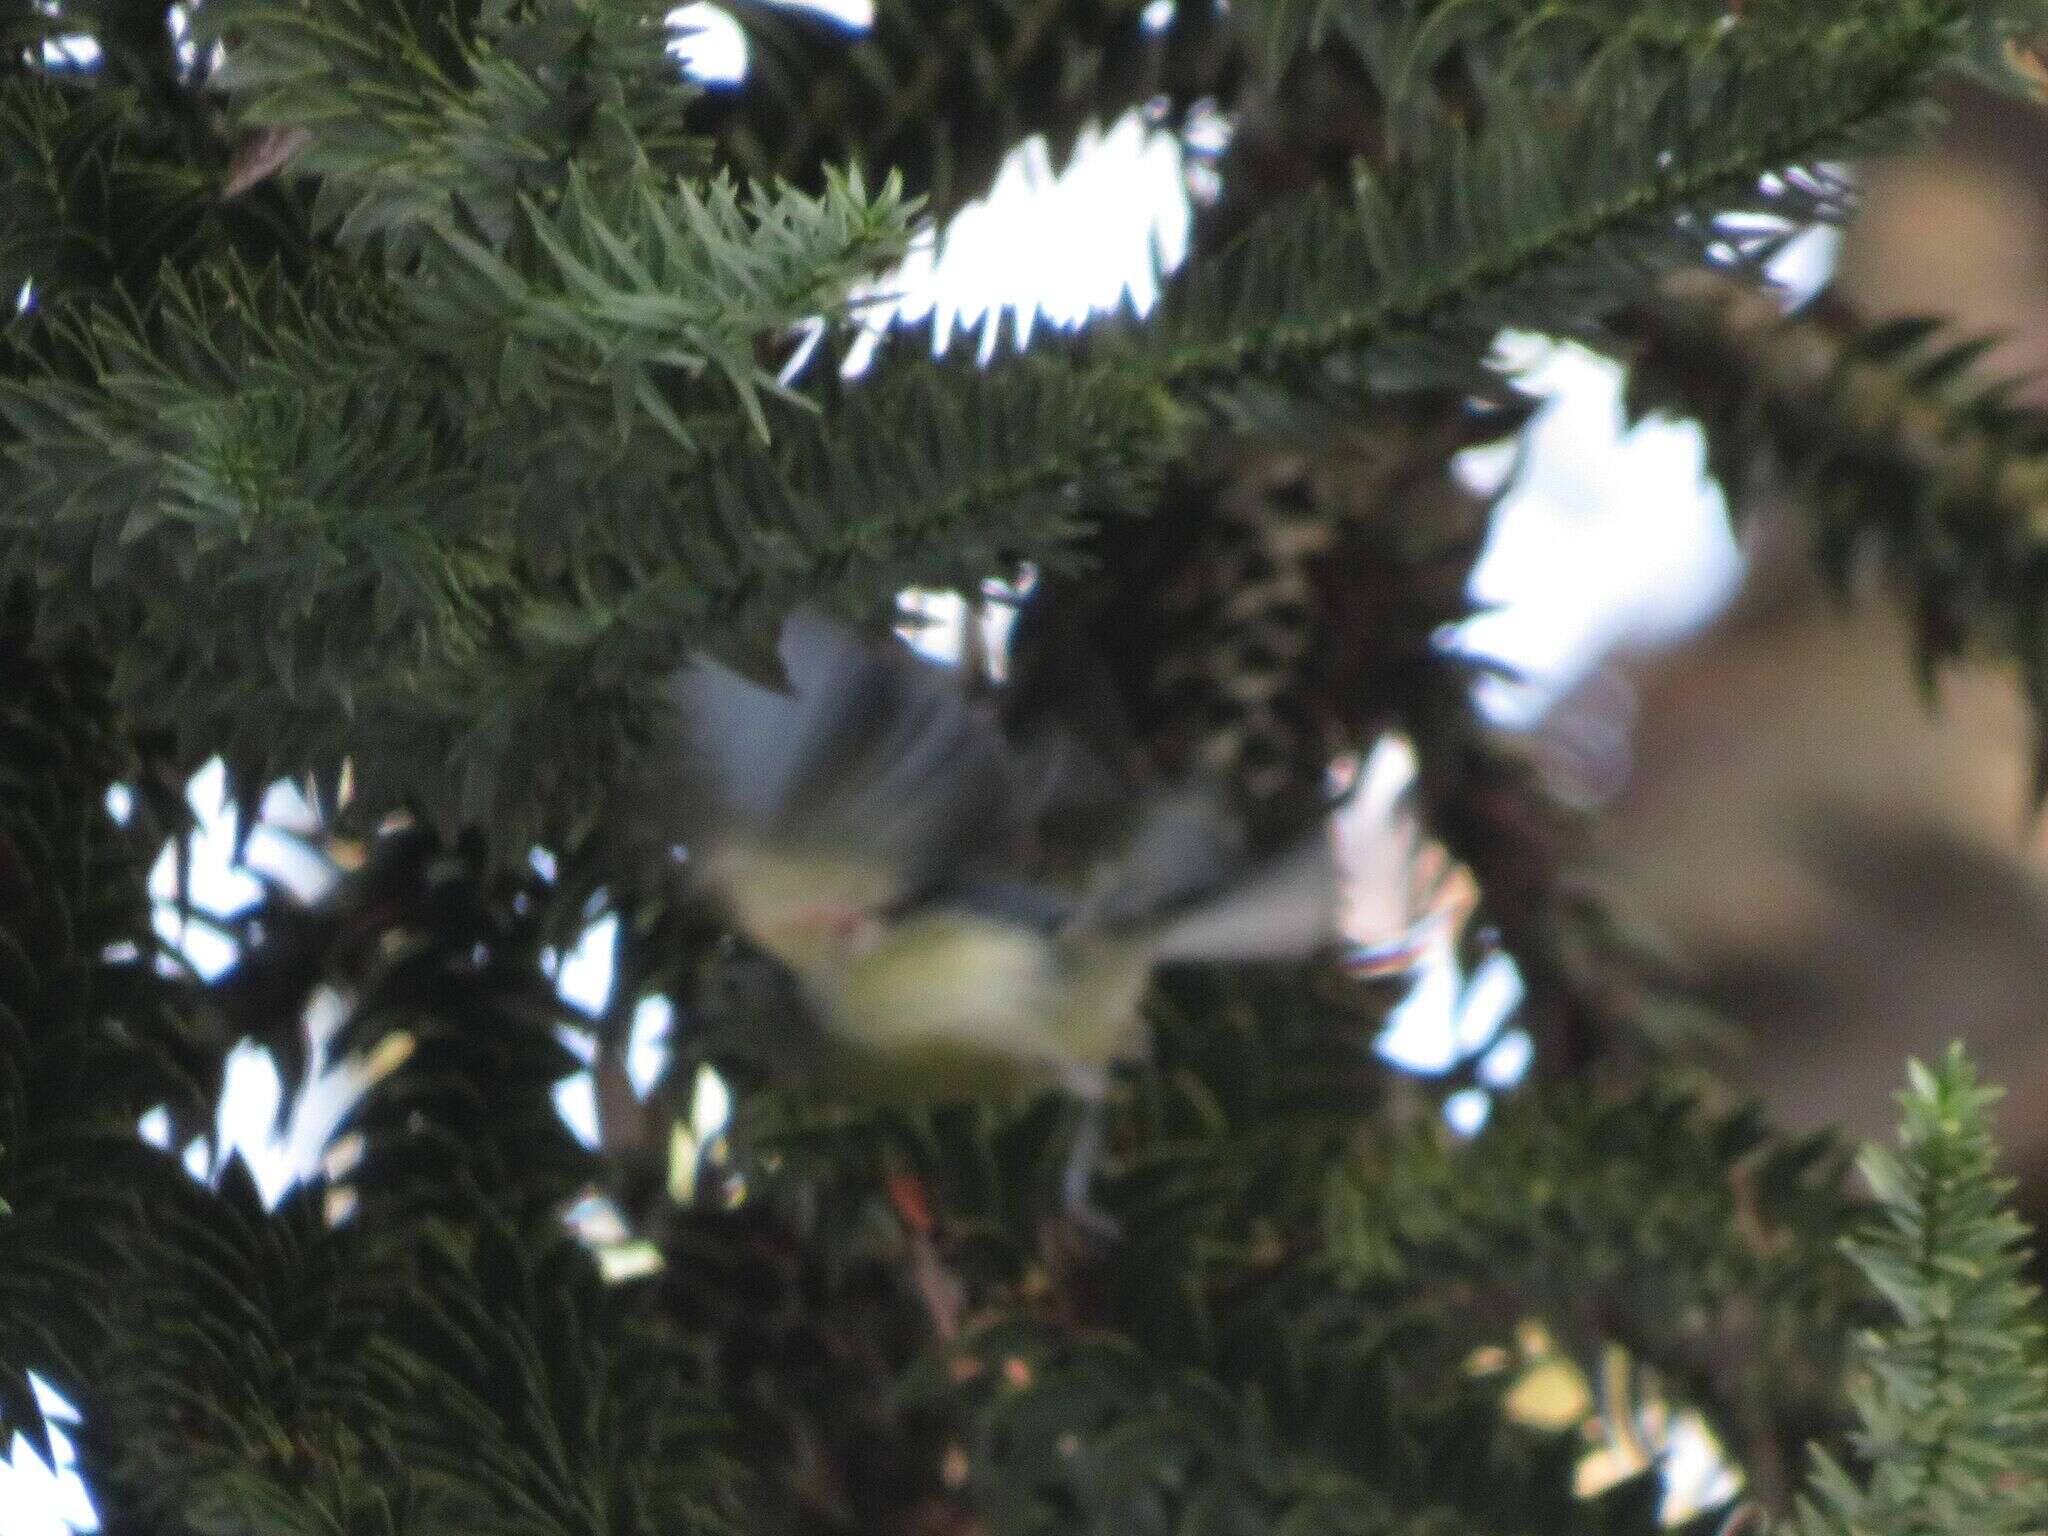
[1057,1095,1121,1243]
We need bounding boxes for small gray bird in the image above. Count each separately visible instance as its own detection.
[640,609,1342,1125]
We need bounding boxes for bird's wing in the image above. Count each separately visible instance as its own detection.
[932,873,1081,932]
[1078,788,1248,927]
[673,609,1030,890]
[1143,830,1342,962]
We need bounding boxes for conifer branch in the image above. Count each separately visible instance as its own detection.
[1395,657,1734,1079]
[406,163,913,444]
[203,823,599,1232]
[67,1171,743,1533]
[1137,11,1951,408]
[0,77,122,328]
[372,1216,743,1534]
[7,3,2048,1532]
[0,238,1167,851]
[696,0,1240,221]
[1325,1079,1868,1516]
[0,599,215,1458]
[0,0,2002,853]
[72,1167,408,1530]
[1625,271,2048,784]
[924,1321,1454,1536]
[1252,0,2045,93]
[192,0,700,253]
[875,969,1682,1536]
[1793,1045,2048,1536]
[0,71,259,332]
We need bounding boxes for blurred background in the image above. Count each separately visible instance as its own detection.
[11,5,2048,1530]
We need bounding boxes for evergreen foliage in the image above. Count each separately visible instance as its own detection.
[217,824,598,1229]
[906,970,1690,1536]
[1326,1078,1869,1510]
[0,0,2018,854]
[1794,1046,2048,1536]
[0,600,214,1460]
[7,1,2048,1534]
[1628,270,2048,784]
[695,0,1240,219]
[66,1172,747,1533]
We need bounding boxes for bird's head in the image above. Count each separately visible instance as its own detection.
[703,837,896,981]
